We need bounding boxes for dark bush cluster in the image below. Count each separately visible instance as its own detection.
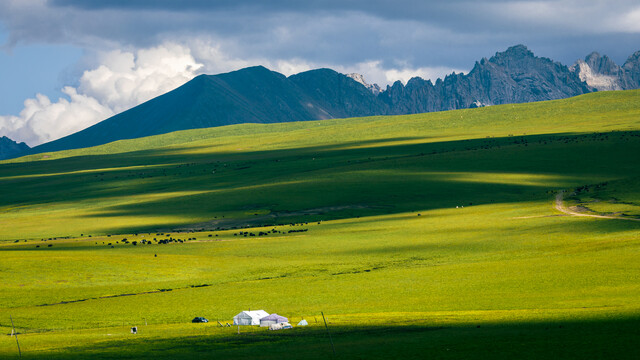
[233,228,287,237]
[157,238,185,244]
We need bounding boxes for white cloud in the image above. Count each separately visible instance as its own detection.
[0,42,203,146]
[0,87,113,146]
[79,43,203,113]
[186,38,256,75]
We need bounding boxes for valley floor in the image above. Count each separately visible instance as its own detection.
[1,194,639,359]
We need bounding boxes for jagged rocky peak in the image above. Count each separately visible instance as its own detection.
[623,50,640,67]
[570,52,624,91]
[490,44,535,65]
[571,61,622,91]
[584,52,620,75]
[571,49,640,91]
[622,50,640,74]
[346,73,382,95]
[406,76,432,87]
[483,44,567,78]
[621,50,640,89]
[503,44,534,56]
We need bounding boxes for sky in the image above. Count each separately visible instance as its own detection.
[1,0,640,147]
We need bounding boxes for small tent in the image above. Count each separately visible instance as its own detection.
[297,319,308,326]
[260,313,289,327]
[233,310,269,326]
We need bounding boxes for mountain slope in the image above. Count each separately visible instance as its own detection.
[289,68,387,118]
[31,66,354,154]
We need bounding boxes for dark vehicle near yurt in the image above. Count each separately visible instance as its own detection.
[192,317,209,323]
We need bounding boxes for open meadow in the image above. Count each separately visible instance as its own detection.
[1,90,640,358]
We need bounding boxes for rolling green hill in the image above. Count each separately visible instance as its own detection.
[0,90,639,359]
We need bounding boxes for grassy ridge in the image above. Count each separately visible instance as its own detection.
[0,90,639,358]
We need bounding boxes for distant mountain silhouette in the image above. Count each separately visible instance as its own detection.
[19,45,640,157]
[0,136,30,160]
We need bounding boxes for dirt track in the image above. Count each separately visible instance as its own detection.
[554,191,640,222]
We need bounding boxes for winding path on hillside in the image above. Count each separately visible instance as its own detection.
[554,191,640,221]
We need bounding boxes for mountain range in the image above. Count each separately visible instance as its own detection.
[3,44,640,159]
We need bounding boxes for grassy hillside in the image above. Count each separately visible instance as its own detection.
[2,90,640,240]
[0,90,639,358]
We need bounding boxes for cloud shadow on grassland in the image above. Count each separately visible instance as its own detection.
[25,315,640,360]
[0,131,638,236]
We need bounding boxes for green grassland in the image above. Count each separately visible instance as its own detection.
[1,90,639,358]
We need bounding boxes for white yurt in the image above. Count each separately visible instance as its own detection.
[233,310,269,325]
[297,319,308,326]
[259,313,288,327]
